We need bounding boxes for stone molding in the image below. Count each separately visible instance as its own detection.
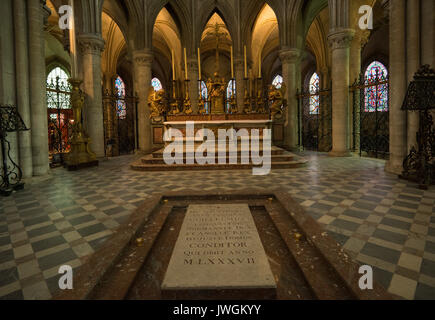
[79,34,105,56]
[132,50,154,68]
[353,29,371,48]
[327,29,355,50]
[279,48,302,64]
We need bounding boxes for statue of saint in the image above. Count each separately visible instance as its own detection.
[208,72,225,114]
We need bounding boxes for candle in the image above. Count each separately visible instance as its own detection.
[244,45,247,78]
[230,46,234,79]
[172,49,175,81]
[198,48,201,80]
[184,47,188,80]
[69,0,78,78]
[258,54,261,78]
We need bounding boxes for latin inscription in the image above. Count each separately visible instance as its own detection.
[162,204,276,290]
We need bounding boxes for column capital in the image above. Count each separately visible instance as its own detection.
[78,34,105,56]
[234,57,244,69]
[353,29,371,48]
[132,49,154,68]
[328,29,355,50]
[187,58,198,70]
[279,48,302,64]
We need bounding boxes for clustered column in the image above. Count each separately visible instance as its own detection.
[349,30,369,152]
[234,57,245,114]
[27,0,50,175]
[187,58,199,114]
[79,34,106,158]
[279,48,301,151]
[133,49,154,153]
[13,0,33,178]
[386,0,407,174]
[327,28,354,157]
[406,0,420,152]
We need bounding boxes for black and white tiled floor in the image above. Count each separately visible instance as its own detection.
[0,153,434,300]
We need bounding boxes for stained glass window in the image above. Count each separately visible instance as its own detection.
[272,75,283,89]
[200,80,209,113]
[115,76,127,119]
[364,61,388,112]
[226,80,236,113]
[309,73,320,115]
[151,77,163,91]
[47,67,71,109]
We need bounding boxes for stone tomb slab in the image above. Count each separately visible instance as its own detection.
[161,204,276,299]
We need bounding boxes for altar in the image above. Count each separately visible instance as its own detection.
[131,21,301,172]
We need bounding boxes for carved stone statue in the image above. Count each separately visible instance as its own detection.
[268,83,287,119]
[148,87,166,118]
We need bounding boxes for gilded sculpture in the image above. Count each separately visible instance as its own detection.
[148,87,166,118]
[268,83,287,119]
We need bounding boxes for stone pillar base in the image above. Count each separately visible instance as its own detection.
[328,150,352,157]
[385,161,403,175]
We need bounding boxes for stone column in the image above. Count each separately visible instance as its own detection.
[14,0,32,178]
[132,49,153,153]
[349,30,369,152]
[79,34,105,158]
[235,57,245,113]
[279,48,301,150]
[406,0,420,152]
[28,0,50,176]
[327,29,354,157]
[386,0,407,174]
[187,58,199,114]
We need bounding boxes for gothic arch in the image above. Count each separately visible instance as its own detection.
[196,1,237,51]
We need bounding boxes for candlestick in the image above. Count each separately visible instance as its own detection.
[230,46,234,79]
[244,45,247,79]
[184,48,188,80]
[69,0,78,78]
[172,49,175,81]
[258,54,261,78]
[198,48,201,80]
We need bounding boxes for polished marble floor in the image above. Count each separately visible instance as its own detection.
[0,152,434,300]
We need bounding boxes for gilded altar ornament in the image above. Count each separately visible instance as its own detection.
[256,89,266,114]
[228,94,237,114]
[268,83,287,120]
[208,74,226,114]
[64,79,98,169]
[148,87,166,118]
[243,88,251,114]
[198,97,207,114]
[168,100,180,115]
[182,98,193,115]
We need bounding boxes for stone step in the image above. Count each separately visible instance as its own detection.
[142,154,295,164]
[130,160,307,172]
[152,146,286,158]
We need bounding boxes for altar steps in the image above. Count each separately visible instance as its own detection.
[130,147,307,172]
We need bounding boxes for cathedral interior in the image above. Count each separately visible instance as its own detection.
[0,0,434,301]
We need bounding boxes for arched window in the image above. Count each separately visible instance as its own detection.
[47,67,71,110]
[272,75,283,89]
[151,77,163,91]
[200,80,209,113]
[226,79,236,113]
[309,72,320,115]
[115,76,127,119]
[364,61,388,112]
